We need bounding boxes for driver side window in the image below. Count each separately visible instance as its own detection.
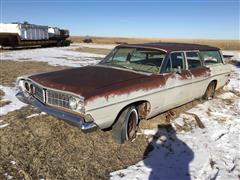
[112,48,133,62]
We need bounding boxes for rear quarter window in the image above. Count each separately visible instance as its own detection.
[200,51,222,65]
[186,52,202,69]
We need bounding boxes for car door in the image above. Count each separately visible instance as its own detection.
[159,52,192,112]
[185,51,211,99]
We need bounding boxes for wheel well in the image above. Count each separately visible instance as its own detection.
[210,80,217,89]
[110,101,151,129]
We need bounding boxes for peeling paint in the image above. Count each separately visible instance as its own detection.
[190,67,211,78]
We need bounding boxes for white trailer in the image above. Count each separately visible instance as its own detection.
[0,22,70,48]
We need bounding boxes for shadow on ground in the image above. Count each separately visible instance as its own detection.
[143,124,194,180]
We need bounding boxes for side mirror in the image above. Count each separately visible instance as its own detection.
[177,66,182,74]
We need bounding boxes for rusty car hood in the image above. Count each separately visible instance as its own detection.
[29,65,166,100]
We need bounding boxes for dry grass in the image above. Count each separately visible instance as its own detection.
[0,106,148,180]
[0,89,4,97]
[75,47,111,55]
[71,36,240,50]
[0,61,65,86]
[0,89,11,107]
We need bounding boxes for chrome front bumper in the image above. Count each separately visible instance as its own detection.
[16,91,98,132]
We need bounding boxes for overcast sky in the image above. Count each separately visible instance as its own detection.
[1,0,239,39]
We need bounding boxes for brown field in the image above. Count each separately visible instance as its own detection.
[0,61,64,86]
[71,36,240,50]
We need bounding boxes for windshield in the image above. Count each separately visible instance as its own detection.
[100,47,166,73]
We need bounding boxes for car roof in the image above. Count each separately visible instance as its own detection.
[118,42,220,52]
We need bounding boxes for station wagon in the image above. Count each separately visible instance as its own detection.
[16,43,232,143]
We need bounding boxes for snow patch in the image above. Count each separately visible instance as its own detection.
[0,85,27,116]
[4,173,13,180]
[0,123,9,128]
[218,92,237,99]
[10,161,16,165]
[76,43,116,49]
[0,44,105,67]
[26,112,46,119]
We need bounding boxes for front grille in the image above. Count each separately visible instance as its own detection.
[33,84,44,102]
[46,90,71,109]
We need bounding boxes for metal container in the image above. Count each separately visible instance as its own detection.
[19,23,49,40]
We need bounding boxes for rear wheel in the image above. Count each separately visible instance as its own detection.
[203,81,216,100]
[112,106,139,144]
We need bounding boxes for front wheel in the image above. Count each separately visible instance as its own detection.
[112,106,139,144]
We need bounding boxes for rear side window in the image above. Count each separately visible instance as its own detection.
[171,52,185,71]
[186,52,202,69]
[162,52,185,73]
[200,51,222,65]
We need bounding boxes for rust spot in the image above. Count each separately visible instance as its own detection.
[163,70,191,81]
[190,67,211,78]
[29,66,167,103]
[85,73,166,103]
[180,70,192,80]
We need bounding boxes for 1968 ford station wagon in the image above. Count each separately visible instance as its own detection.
[16,43,232,143]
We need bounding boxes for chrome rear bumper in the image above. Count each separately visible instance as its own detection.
[16,91,97,132]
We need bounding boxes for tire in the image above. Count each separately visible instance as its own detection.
[112,106,139,144]
[203,81,216,100]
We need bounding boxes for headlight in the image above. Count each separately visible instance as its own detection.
[69,97,84,112]
[76,102,84,112]
[69,97,78,110]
